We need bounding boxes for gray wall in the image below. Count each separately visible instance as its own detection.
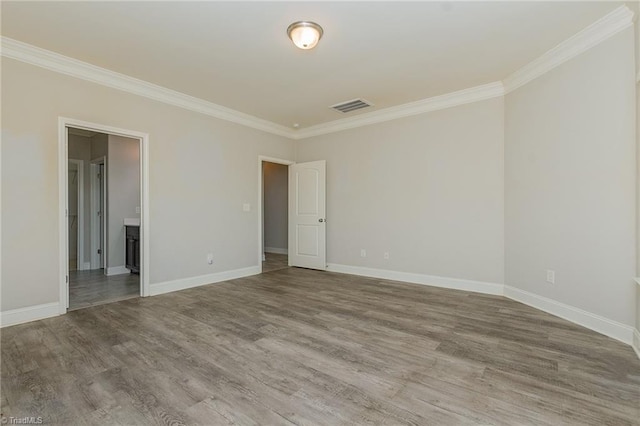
[68,133,91,160]
[107,135,140,269]
[297,97,505,284]
[505,28,636,326]
[91,133,108,159]
[263,162,288,252]
[1,57,295,312]
[1,16,638,339]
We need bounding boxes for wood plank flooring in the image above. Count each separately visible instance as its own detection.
[2,267,639,425]
[262,253,288,273]
[69,269,139,311]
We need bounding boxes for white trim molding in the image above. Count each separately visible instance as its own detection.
[150,266,260,296]
[1,302,60,328]
[327,264,637,349]
[0,37,503,140]
[106,266,131,276]
[633,329,640,360]
[1,5,633,140]
[257,155,295,272]
[2,37,292,139]
[504,286,635,345]
[264,247,288,255]
[327,264,504,296]
[58,119,68,313]
[503,5,634,93]
[59,117,151,309]
[293,82,505,139]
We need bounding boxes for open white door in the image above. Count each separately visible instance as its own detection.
[289,160,326,270]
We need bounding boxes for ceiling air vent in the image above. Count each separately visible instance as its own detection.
[330,98,373,113]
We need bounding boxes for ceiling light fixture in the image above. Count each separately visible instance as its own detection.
[287,21,323,50]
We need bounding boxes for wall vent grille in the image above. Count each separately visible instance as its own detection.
[330,99,373,113]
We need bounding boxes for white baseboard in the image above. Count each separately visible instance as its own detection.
[326,263,636,348]
[150,265,261,296]
[2,262,637,359]
[106,265,130,276]
[1,302,60,328]
[264,247,288,255]
[504,286,634,345]
[327,263,504,295]
[633,329,640,360]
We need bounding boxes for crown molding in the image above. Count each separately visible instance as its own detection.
[291,82,505,140]
[2,35,504,141]
[503,5,634,94]
[1,4,634,140]
[1,37,294,139]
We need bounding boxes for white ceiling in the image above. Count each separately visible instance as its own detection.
[1,1,622,129]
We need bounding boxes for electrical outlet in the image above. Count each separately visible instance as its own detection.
[135,206,141,214]
[243,203,251,212]
[207,253,214,265]
[360,249,366,258]
[383,252,389,260]
[546,270,555,284]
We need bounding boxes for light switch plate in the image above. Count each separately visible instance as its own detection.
[546,270,555,284]
[243,203,251,212]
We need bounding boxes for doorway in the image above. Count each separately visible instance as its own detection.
[258,156,293,272]
[59,118,150,314]
[67,127,140,310]
[263,161,289,272]
[257,157,327,273]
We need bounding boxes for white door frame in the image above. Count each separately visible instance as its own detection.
[257,156,294,272]
[67,159,84,270]
[59,117,150,314]
[89,157,106,270]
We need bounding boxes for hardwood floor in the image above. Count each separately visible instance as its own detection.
[2,267,639,425]
[262,253,288,273]
[69,269,139,311]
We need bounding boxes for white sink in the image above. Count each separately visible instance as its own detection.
[124,218,140,226]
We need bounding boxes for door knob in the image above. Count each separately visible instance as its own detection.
[319,218,324,223]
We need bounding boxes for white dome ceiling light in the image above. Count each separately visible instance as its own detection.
[287,21,323,50]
